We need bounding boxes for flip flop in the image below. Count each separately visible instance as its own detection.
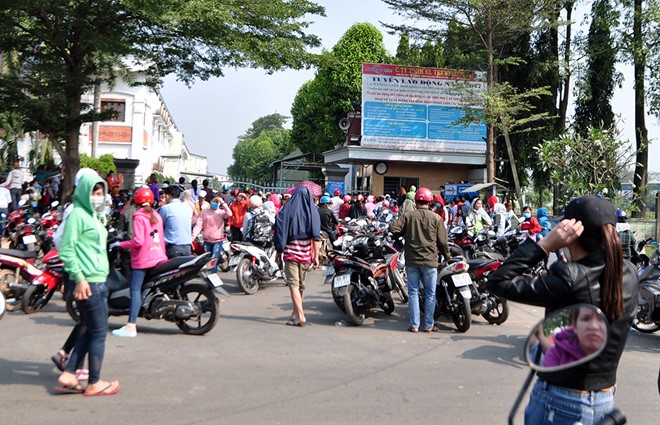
[83,381,120,397]
[54,383,85,394]
[286,320,306,327]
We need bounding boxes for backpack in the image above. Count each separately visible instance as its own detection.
[247,208,273,243]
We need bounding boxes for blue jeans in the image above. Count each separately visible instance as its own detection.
[166,244,192,258]
[0,207,7,237]
[128,269,147,324]
[406,266,438,330]
[524,380,615,425]
[204,241,223,273]
[64,282,109,385]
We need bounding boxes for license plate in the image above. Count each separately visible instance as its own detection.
[452,273,472,287]
[229,256,240,267]
[322,266,335,276]
[207,273,224,288]
[23,234,36,245]
[333,274,350,288]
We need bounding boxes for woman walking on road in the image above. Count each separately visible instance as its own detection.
[274,187,320,327]
[487,195,638,424]
[112,187,168,337]
[56,173,119,396]
[192,196,232,274]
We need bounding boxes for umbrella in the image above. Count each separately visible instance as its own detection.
[293,180,323,197]
[284,186,296,195]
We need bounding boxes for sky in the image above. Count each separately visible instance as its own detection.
[160,0,660,177]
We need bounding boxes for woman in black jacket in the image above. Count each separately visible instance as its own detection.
[487,195,638,424]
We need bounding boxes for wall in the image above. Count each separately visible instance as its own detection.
[371,161,472,195]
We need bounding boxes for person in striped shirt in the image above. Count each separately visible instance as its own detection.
[274,186,321,327]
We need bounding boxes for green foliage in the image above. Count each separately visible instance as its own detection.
[290,22,389,154]
[79,154,117,174]
[574,0,620,134]
[228,113,296,183]
[534,126,635,208]
[0,111,24,171]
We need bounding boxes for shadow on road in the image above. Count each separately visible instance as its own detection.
[450,333,528,369]
[0,356,55,393]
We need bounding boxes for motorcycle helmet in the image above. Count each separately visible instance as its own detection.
[249,195,263,207]
[320,195,331,204]
[357,194,365,202]
[616,209,627,218]
[134,187,154,206]
[367,195,374,203]
[415,187,434,202]
[334,189,342,196]
[222,183,231,191]
[343,195,352,203]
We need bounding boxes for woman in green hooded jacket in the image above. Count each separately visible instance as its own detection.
[55,173,120,396]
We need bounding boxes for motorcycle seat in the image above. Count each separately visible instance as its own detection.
[467,258,496,270]
[146,256,198,279]
[0,248,38,259]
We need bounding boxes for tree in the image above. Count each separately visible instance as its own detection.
[79,153,117,174]
[573,0,619,134]
[228,113,296,183]
[382,0,551,182]
[620,0,660,216]
[0,1,324,198]
[290,22,389,154]
[535,126,635,208]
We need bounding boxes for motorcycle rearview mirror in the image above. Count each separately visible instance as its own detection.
[27,217,36,224]
[51,201,59,208]
[18,199,26,206]
[509,304,609,424]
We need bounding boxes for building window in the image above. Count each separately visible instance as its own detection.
[101,100,126,122]
[384,177,419,198]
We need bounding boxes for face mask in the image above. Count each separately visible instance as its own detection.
[210,202,219,209]
[91,195,105,210]
[523,213,531,219]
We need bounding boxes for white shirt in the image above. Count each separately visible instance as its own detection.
[330,196,343,220]
[5,168,23,190]
[0,186,10,209]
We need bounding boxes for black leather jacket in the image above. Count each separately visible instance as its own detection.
[487,240,638,391]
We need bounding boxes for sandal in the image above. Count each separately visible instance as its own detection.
[286,319,306,327]
[408,327,419,333]
[75,369,89,381]
[84,381,120,397]
[51,352,69,372]
[54,383,85,394]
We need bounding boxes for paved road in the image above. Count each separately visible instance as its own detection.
[1,270,658,425]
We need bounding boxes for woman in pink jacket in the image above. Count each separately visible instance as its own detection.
[112,187,167,337]
[192,196,232,273]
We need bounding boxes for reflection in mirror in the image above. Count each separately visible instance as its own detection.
[525,304,608,373]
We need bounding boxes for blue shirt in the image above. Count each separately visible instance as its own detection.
[158,199,193,245]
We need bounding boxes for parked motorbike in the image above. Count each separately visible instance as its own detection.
[632,245,660,333]
[0,249,42,311]
[231,241,282,295]
[67,246,228,335]
[325,232,403,326]
[419,256,473,332]
[9,216,40,253]
[465,256,509,324]
[509,304,625,425]
[192,237,231,273]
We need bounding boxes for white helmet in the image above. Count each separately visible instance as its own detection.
[249,195,263,207]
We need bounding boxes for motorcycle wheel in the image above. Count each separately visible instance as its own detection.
[236,257,260,295]
[381,295,395,315]
[450,289,471,332]
[482,297,509,325]
[343,284,365,326]
[0,291,6,319]
[22,285,55,314]
[219,252,231,273]
[175,284,220,335]
[0,269,19,298]
[391,268,409,304]
[66,297,82,323]
[632,306,660,333]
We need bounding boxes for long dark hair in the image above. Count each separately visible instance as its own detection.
[601,224,624,321]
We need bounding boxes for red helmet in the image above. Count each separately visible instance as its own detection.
[333,189,342,196]
[357,194,364,202]
[415,187,434,202]
[343,195,352,203]
[134,187,154,206]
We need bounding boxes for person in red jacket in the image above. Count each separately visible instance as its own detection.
[229,192,248,241]
[520,205,542,240]
[338,195,351,220]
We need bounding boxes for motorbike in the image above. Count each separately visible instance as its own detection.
[9,216,40,253]
[325,232,404,326]
[0,289,5,319]
[509,304,625,425]
[632,244,660,333]
[192,237,231,273]
[21,246,65,314]
[465,256,509,324]
[231,241,282,295]
[67,246,229,335]
[419,256,473,332]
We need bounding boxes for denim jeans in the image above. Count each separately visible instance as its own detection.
[524,380,615,425]
[64,282,109,385]
[9,188,21,211]
[128,269,147,324]
[204,241,223,273]
[166,244,192,258]
[406,266,438,330]
[0,207,7,237]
